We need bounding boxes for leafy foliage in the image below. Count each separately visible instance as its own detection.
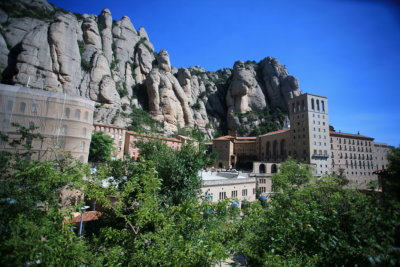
[236,161,400,266]
[88,131,114,162]
[135,140,205,205]
[126,106,162,133]
[237,106,286,136]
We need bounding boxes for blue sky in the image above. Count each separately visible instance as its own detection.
[50,0,400,146]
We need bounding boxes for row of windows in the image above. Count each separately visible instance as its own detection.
[334,144,372,152]
[332,160,373,169]
[335,138,372,146]
[313,141,327,147]
[312,120,326,126]
[333,153,372,160]
[313,149,328,155]
[291,98,326,113]
[4,100,91,121]
[313,127,326,133]
[312,114,326,119]
[64,108,90,120]
[95,126,124,134]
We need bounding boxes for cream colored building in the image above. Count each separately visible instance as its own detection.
[373,142,391,170]
[210,93,392,189]
[93,123,126,160]
[201,171,256,203]
[330,131,375,187]
[0,84,94,162]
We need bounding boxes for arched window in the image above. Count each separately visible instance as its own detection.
[61,125,68,134]
[271,164,278,174]
[321,100,325,112]
[80,141,85,151]
[266,142,270,158]
[311,98,315,110]
[272,140,278,157]
[75,109,81,119]
[259,164,266,174]
[316,99,320,111]
[292,103,295,113]
[280,139,286,157]
[82,127,87,136]
[296,102,300,112]
[64,108,70,118]
[301,100,305,110]
[2,119,10,129]
[19,102,26,113]
[84,111,89,120]
[7,100,13,111]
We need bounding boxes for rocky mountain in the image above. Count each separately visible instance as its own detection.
[0,0,301,138]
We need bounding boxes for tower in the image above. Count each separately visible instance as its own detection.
[288,94,331,175]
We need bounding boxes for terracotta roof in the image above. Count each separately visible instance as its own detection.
[126,131,182,143]
[236,136,257,140]
[213,135,235,141]
[259,129,290,137]
[93,123,125,130]
[329,131,374,140]
[67,211,103,223]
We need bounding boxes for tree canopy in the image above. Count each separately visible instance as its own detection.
[88,131,114,162]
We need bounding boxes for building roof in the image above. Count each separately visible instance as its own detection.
[93,123,125,130]
[329,131,374,141]
[126,131,182,143]
[67,211,103,223]
[213,135,235,141]
[259,129,290,137]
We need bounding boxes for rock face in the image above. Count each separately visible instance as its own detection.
[146,50,193,134]
[0,0,301,136]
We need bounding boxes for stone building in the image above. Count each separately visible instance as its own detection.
[330,131,375,186]
[201,171,256,203]
[124,131,183,159]
[0,84,94,162]
[210,93,391,188]
[93,123,126,160]
[373,142,391,170]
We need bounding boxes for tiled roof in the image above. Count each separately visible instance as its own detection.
[213,135,235,141]
[329,131,374,140]
[67,211,103,223]
[259,129,290,137]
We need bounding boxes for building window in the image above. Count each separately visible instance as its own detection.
[61,125,68,134]
[31,104,38,114]
[316,99,320,111]
[321,100,325,112]
[242,189,247,196]
[75,109,81,119]
[311,98,315,110]
[219,192,227,200]
[84,111,89,120]
[80,141,85,151]
[82,128,87,136]
[260,187,266,193]
[64,107,70,118]
[7,100,13,111]
[2,119,10,129]
[231,190,238,198]
[19,102,26,113]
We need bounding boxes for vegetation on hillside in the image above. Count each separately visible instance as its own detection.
[88,131,114,162]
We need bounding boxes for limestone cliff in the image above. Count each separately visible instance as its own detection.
[0,0,301,137]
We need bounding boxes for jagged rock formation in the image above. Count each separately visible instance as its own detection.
[0,0,301,137]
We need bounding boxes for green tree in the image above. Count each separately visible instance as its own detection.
[136,140,206,205]
[88,131,114,162]
[236,163,400,266]
[271,159,312,192]
[0,124,93,266]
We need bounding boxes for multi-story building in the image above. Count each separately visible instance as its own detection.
[93,123,126,160]
[210,93,392,188]
[0,84,94,162]
[330,131,375,186]
[373,142,391,170]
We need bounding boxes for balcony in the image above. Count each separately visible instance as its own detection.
[312,153,329,159]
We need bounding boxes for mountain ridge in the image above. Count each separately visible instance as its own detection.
[0,0,301,138]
